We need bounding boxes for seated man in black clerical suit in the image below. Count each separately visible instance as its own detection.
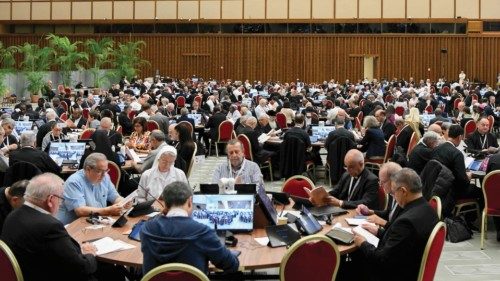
[465,116,499,156]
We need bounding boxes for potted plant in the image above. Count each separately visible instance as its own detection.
[17,43,54,103]
[47,34,88,87]
[0,42,17,101]
[110,40,150,83]
[85,37,114,89]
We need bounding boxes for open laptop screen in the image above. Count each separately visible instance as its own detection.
[48,142,86,165]
[192,194,255,231]
[15,121,33,135]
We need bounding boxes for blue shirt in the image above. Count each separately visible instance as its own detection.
[57,170,119,224]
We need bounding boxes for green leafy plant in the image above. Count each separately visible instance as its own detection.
[47,33,89,87]
[110,40,150,82]
[16,42,54,96]
[85,37,114,88]
[0,42,18,97]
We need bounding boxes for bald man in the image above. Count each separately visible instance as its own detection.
[427,123,443,136]
[311,149,379,210]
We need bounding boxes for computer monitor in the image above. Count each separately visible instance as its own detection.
[15,121,33,135]
[192,194,255,231]
[311,125,335,140]
[48,142,86,166]
[187,113,202,126]
[256,184,278,225]
[199,184,256,195]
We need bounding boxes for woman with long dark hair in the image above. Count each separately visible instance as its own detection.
[171,122,196,174]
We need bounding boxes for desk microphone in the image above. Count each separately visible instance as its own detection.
[121,169,164,209]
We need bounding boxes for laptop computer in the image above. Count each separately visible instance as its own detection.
[256,184,278,225]
[48,142,86,166]
[290,195,347,217]
[311,125,335,141]
[15,121,33,135]
[187,113,202,126]
[128,200,156,217]
[199,184,257,195]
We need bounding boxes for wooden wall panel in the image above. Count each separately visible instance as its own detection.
[1,34,499,86]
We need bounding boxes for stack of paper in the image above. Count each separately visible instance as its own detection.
[92,237,136,256]
[345,218,376,226]
[353,226,379,247]
[258,133,270,144]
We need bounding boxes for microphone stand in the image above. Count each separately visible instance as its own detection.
[121,169,164,209]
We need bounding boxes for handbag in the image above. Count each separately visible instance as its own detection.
[444,216,472,243]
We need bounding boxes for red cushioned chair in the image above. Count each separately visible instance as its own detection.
[282,175,315,199]
[487,115,495,133]
[442,86,450,95]
[60,100,68,113]
[79,128,95,140]
[395,106,405,116]
[429,196,442,221]
[146,120,160,132]
[178,121,194,136]
[176,96,186,114]
[366,134,396,168]
[107,161,121,190]
[378,185,388,210]
[463,120,476,139]
[128,110,137,120]
[280,235,340,281]
[209,120,235,157]
[0,240,24,281]
[359,99,366,107]
[424,105,433,113]
[355,117,362,131]
[82,108,90,119]
[407,132,420,157]
[471,93,478,102]
[237,134,273,181]
[193,95,202,107]
[276,112,287,129]
[141,263,209,281]
[357,111,364,123]
[384,94,394,104]
[186,143,198,178]
[416,222,446,281]
[453,98,462,110]
[59,112,68,121]
[480,170,500,249]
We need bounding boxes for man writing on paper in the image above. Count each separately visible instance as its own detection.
[57,153,131,224]
[1,173,98,281]
[141,181,239,275]
[352,168,438,281]
[309,149,379,210]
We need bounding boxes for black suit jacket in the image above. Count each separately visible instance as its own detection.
[396,125,413,154]
[177,115,195,129]
[9,147,61,174]
[324,127,355,149]
[432,142,469,191]
[1,205,97,281]
[487,153,500,173]
[36,120,56,148]
[465,131,499,155]
[240,127,261,159]
[381,119,396,141]
[408,142,433,174]
[118,112,133,135]
[429,115,448,125]
[359,197,438,281]
[329,168,379,210]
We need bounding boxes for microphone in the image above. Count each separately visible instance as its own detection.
[121,169,164,209]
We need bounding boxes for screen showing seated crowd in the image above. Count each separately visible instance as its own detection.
[15,121,33,135]
[48,142,86,165]
[187,114,202,126]
[311,126,335,140]
[192,194,255,231]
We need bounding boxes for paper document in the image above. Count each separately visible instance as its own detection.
[258,133,270,144]
[254,237,270,246]
[125,147,143,164]
[92,237,136,256]
[464,156,474,169]
[345,218,376,226]
[119,190,138,207]
[352,226,379,247]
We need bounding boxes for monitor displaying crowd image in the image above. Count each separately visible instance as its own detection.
[15,121,33,135]
[192,194,255,231]
[311,126,335,140]
[48,142,86,165]
[187,113,202,126]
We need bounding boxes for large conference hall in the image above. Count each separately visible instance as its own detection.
[0,0,499,280]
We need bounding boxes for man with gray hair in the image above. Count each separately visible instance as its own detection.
[1,173,98,281]
[408,131,441,174]
[57,152,129,224]
[353,168,438,281]
[141,181,239,275]
[149,105,170,135]
[324,116,356,150]
[133,129,172,173]
[99,117,123,147]
[9,131,60,174]
[1,117,19,150]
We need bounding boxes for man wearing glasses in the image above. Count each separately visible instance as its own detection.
[57,152,130,224]
[2,173,98,281]
[352,168,439,281]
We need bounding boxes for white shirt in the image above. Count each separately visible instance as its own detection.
[137,166,188,202]
[25,201,51,215]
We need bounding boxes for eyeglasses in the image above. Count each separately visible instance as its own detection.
[50,194,65,202]
[390,186,404,195]
[91,167,110,175]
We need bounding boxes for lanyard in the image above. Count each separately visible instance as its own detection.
[480,135,488,149]
[348,176,361,201]
[229,159,246,179]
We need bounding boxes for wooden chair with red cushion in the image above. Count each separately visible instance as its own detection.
[357,111,364,122]
[60,100,68,112]
[378,185,388,210]
[237,134,273,181]
[276,112,287,129]
[176,96,186,114]
[424,105,433,113]
[193,95,202,107]
[141,263,209,281]
[487,115,495,133]
[209,120,235,157]
[442,86,450,95]
[59,112,68,121]
[453,98,462,110]
[355,117,362,131]
[80,128,95,139]
[281,175,315,199]
[429,196,442,220]
[384,94,394,104]
[280,234,340,281]
[480,170,500,249]
[463,120,476,139]
[359,99,366,107]
[0,240,24,281]
[146,120,160,132]
[128,110,137,120]
[107,161,121,190]
[416,222,446,281]
[395,106,405,116]
[82,108,90,119]
[407,132,419,157]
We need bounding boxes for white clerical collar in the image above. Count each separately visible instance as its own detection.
[24,201,51,215]
[165,207,188,217]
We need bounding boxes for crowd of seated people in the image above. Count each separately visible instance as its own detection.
[0,74,497,280]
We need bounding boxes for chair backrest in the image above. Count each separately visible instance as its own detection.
[147,120,160,132]
[60,100,68,112]
[4,161,42,186]
[128,110,137,120]
[178,121,194,136]
[217,120,234,142]
[282,175,315,198]
[107,161,121,190]
[453,98,461,109]
[429,196,442,220]
[280,234,340,281]
[463,120,476,139]
[176,96,186,107]
[359,99,366,107]
[0,240,24,281]
[80,128,95,140]
[407,132,419,157]
[276,112,287,128]
[442,86,450,95]
[425,105,433,113]
[141,263,209,281]
[384,95,394,104]
[193,95,202,106]
[357,110,364,122]
[82,108,90,119]
[384,134,397,163]
[186,143,197,178]
[378,185,388,210]
[416,222,446,281]
[116,125,123,135]
[487,115,494,132]
[59,112,68,121]
[395,106,405,116]
[237,134,253,161]
[471,93,478,101]
[355,117,362,131]
[482,170,500,214]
